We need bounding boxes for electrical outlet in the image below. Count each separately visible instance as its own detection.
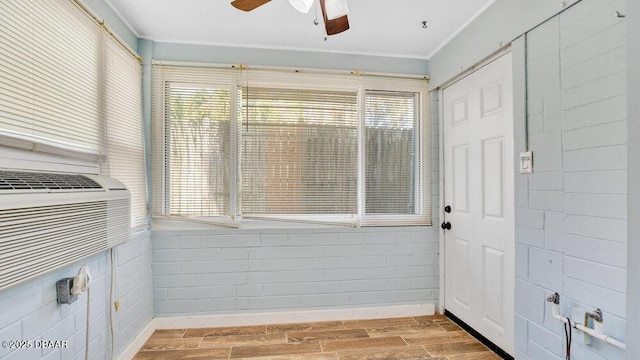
[56,278,78,304]
[114,301,121,311]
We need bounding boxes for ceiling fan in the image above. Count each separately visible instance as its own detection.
[230,0,350,35]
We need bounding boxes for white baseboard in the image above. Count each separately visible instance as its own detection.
[154,303,435,330]
[117,320,157,360]
[118,304,435,359]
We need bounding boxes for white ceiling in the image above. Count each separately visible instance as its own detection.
[107,0,495,59]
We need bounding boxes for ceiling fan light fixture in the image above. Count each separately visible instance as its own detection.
[325,0,349,20]
[288,0,315,13]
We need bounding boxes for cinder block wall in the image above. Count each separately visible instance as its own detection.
[626,1,640,358]
[152,227,438,317]
[513,0,627,359]
[0,231,153,360]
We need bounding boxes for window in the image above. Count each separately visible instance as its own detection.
[240,87,358,215]
[165,84,232,216]
[104,37,147,229]
[0,0,103,152]
[365,90,419,215]
[0,0,147,229]
[153,66,429,226]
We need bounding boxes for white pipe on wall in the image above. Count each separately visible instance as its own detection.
[550,301,626,350]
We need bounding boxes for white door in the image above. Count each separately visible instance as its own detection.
[442,52,514,354]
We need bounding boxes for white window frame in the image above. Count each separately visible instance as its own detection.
[152,64,430,227]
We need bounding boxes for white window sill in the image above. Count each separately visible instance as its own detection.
[152,215,431,231]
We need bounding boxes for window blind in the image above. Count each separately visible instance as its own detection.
[0,0,148,229]
[240,87,358,215]
[152,66,239,217]
[0,0,103,153]
[365,90,419,214]
[104,36,147,228]
[164,83,232,217]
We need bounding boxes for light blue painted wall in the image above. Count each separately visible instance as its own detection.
[0,231,153,360]
[152,42,428,75]
[514,2,627,358]
[152,227,439,317]
[431,0,629,358]
[626,0,639,359]
[428,0,580,87]
[82,0,138,51]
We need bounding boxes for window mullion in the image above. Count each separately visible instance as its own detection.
[413,93,422,216]
[357,85,366,221]
[416,92,427,218]
[230,84,239,219]
[162,80,171,215]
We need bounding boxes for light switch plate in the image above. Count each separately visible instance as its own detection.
[520,151,533,174]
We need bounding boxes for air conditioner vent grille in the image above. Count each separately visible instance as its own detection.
[0,171,102,191]
[0,199,129,291]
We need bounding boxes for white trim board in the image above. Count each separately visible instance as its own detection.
[155,304,435,330]
[117,304,435,359]
[437,89,446,316]
[117,320,156,360]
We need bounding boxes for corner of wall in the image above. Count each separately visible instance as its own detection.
[626,0,640,359]
[81,0,139,51]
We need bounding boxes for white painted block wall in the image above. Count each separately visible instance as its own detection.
[0,231,153,360]
[513,0,627,359]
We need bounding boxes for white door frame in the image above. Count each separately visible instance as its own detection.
[437,46,514,316]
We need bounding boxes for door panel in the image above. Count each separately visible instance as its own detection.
[482,137,504,219]
[443,52,514,355]
[483,245,505,327]
[452,96,470,126]
[481,82,503,116]
[452,144,469,214]
[454,237,471,309]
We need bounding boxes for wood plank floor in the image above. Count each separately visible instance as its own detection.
[134,315,502,359]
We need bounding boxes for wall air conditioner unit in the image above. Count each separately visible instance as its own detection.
[0,170,130,291]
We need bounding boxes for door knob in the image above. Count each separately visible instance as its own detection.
[441,222,451,230]
[444,205,451,213]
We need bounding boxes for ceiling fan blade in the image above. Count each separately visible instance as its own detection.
[324,0,349,20]
[320,0,349,35]
[231,0,271,12]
